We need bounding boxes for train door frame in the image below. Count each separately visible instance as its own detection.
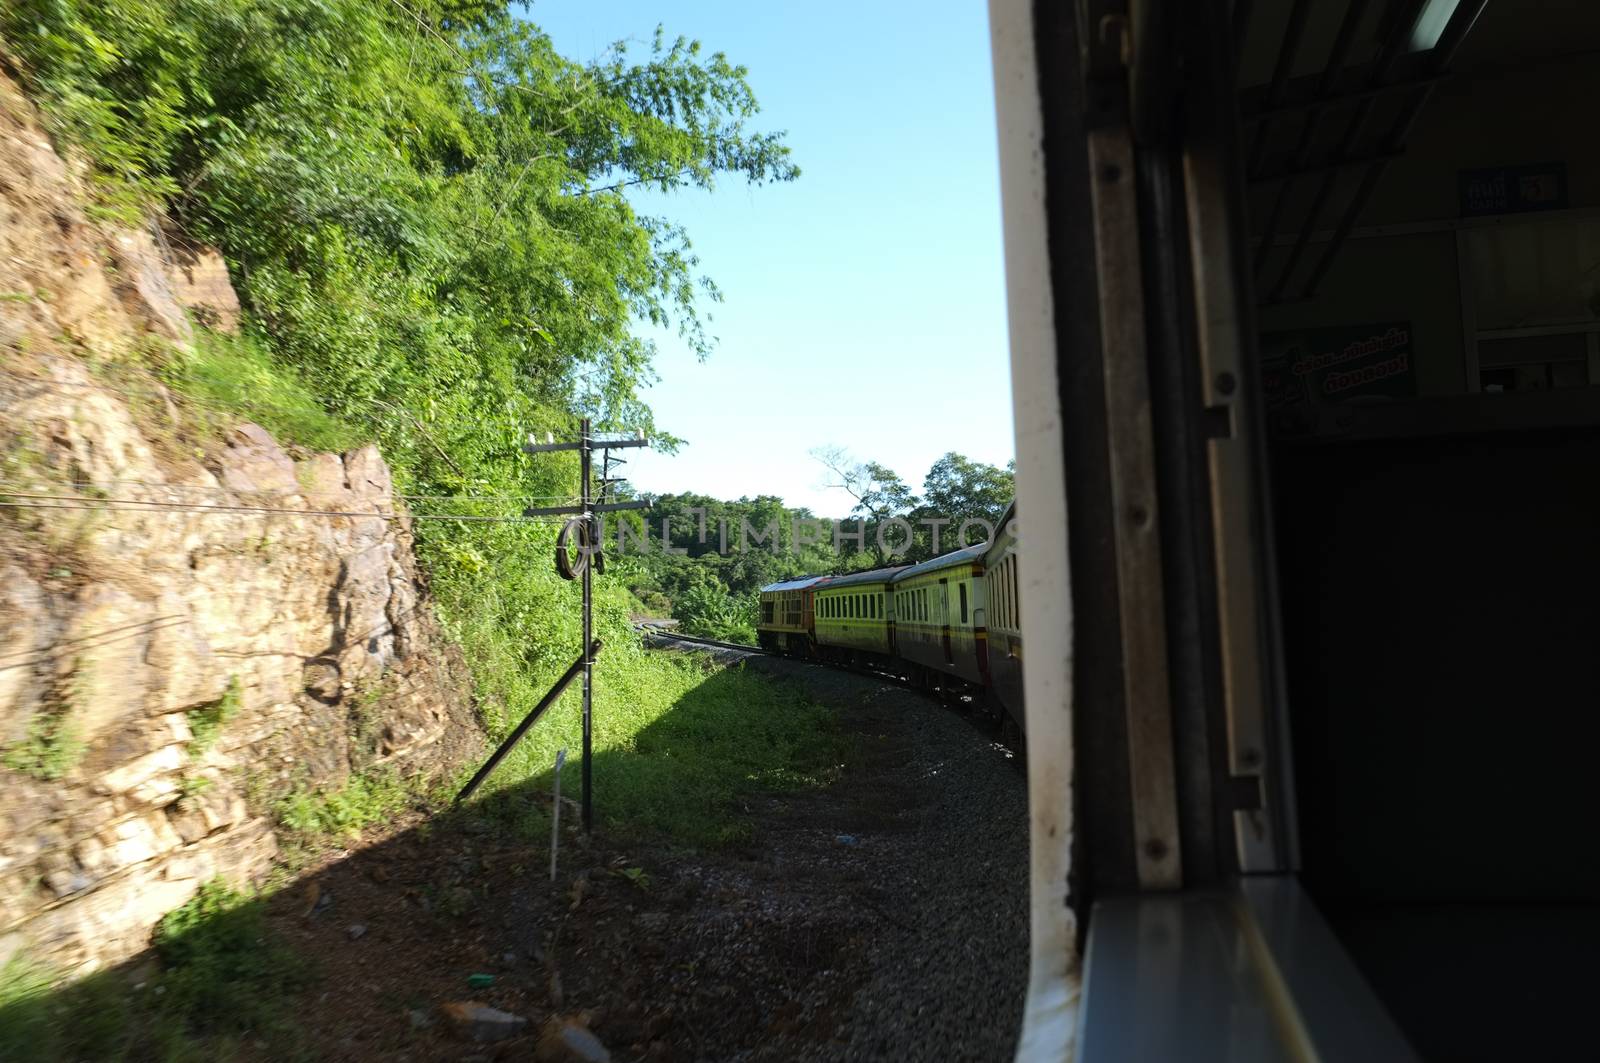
[988,0,1414,1058]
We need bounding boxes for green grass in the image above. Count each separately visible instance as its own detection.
[275,769,415,842]
[0,880,308,1062]
[185,675,240,755]
[274,649,845,851]
[2,712,84,781]
[158,329,363,453]
[466,648,848,847]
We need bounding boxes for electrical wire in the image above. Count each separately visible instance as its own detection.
[0,493,566,524]
[0,475,575,505]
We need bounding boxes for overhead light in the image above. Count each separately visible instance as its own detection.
[1409,0,1462,52]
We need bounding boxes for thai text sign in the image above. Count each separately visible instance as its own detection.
[1260,322,1416,410]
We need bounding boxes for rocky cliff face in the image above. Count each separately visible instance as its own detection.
[0,69,479,973]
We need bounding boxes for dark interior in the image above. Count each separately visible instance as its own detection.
[1236,0,1600,1057]
[1272,416,1600,1059]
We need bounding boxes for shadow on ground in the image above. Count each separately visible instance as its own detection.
[1,656,1025,1062]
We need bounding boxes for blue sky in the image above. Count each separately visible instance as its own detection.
[528,1,1012,517]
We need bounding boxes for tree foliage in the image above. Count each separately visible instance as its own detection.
[807,447,1013,564]
[3,0,796,450]
[1,0,796,731]
[909,451,1015,555]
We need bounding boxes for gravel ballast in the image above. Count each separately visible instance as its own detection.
[259,652,1030,1061]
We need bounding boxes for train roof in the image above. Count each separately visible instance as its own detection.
[890,542,989,583]
[758,575,829,594]
[985,501,1018,559]
[814,565,907,590]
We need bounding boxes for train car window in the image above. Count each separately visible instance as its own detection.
[1008,560,1017,630]
[1000,568,1009,629]
[1010,561,1017,627]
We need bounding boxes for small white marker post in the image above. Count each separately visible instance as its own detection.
[550,748,567,882]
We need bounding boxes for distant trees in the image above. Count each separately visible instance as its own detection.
[809,448,1014,564]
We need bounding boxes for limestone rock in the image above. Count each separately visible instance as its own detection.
[440,1002,529,1043]
[0,64,479,976]
[537,1015,612,1063]
[110,228,191,343]
[215,423,299,496]
[164,241,241,332]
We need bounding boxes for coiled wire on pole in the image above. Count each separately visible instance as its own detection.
[555,516,605,579]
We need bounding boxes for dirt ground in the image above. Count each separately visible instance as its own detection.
[264,655,1029,1062]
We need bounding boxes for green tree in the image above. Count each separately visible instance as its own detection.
[810,446,917,565]
[917,452,1014,536]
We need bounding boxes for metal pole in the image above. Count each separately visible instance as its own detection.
[580,418,593,833]
[453,641,602,804]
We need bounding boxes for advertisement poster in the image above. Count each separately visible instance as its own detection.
[1259,322,1416,412]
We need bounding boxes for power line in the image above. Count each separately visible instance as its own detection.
[0,616,188,673]
[0,475,573,505]
[0,493,566,524]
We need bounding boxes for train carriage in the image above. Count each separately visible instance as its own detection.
[982,503,1023,734]
[889,543,989,689]
[756,576,826,655]
[812,565,905,666]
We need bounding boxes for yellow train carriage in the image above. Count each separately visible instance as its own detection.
[890,543,990,688]
[982,503,1023,733]
[813,566,905,663]
[756,576,826,655]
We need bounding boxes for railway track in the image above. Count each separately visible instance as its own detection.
[634,625,773,656]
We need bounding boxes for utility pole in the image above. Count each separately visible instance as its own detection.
[524,422,649,832]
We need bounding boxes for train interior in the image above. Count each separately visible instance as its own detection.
[1239,1,1600,1057]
